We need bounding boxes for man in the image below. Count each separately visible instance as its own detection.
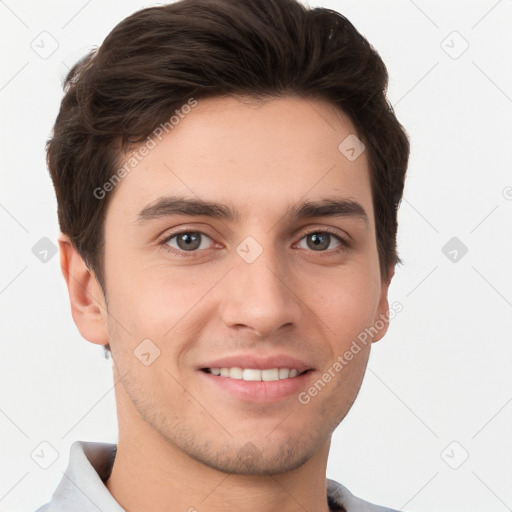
[36,0,409,510]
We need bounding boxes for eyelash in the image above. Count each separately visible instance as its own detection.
[159,228,350,258]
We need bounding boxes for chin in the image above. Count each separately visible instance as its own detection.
[188,439,315,475]
[156,419,321,476]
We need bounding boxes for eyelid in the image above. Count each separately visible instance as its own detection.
[294,227,350,251]
[158,223,215,243]
[303,224,353,243]
[159,225,350,256]
[159,228,217,256]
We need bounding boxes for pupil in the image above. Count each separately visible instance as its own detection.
[178,232,200,251]
[309,233,329,250]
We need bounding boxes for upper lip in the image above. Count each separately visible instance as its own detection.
[199,354,313,373]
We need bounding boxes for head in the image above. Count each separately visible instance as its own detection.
[50,0,409,475]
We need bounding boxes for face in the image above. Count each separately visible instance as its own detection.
[95,95,391,474]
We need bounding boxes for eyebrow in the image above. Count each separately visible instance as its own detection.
[135,195,369,226]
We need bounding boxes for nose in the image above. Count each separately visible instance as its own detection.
[218,244,303,339]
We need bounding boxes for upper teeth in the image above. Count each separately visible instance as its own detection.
[209,367,299,381]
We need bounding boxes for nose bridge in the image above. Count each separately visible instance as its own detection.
[219,235,301,337]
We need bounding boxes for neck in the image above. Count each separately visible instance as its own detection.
[105,414,331,512]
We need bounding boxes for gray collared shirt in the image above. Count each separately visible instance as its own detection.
[34,441,400,512]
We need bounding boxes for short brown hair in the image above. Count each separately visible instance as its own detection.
[47,0,409,295]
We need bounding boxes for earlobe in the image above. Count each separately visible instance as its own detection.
[58,234,109,346]
[371,266,395,344]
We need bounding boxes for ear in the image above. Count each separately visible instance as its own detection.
[58,233,109,346]
[371,265,395,344]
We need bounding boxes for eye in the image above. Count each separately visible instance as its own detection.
[162,231,215,254]
[296,230,347,252]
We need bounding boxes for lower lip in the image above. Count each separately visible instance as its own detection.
[199,370,312,403]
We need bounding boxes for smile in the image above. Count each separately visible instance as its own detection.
[204,367,303,381]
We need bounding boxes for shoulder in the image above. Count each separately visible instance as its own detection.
[327,479,402,512]
[33,506,50,512]
[32,440,122,512]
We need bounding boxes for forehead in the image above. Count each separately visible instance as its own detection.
[107,95,373,225]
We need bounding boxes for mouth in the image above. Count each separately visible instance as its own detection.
[201,367,309,381]
[197,355,314,402]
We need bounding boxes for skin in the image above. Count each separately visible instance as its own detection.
[59,95,393,512]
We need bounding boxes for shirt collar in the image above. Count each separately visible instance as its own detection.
[40,440,393,512]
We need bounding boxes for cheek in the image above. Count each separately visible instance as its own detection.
[107,262,194,326]
[105,265,219,364]
[315,268,381,340]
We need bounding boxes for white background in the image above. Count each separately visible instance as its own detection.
[1,1,511,511]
